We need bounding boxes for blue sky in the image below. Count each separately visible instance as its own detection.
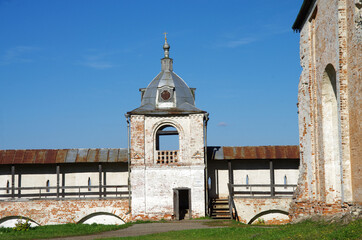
[0,0,303,149]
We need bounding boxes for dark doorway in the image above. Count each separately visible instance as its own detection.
[173,188,191,220]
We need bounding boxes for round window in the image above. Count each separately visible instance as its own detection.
[161,90,171,101]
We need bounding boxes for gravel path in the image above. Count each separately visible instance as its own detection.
[48,220,224,240]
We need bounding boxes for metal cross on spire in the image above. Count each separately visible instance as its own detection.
[162,32,170,58]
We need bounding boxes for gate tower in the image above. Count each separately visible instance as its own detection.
[126,36,208,220]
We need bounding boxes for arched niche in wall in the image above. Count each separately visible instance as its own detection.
[321,64,341,202]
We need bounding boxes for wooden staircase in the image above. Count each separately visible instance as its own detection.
[210,198,231,219]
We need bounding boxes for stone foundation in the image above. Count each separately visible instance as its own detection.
[289,201,362,223]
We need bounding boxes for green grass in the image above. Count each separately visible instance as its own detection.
[0,222,132,240]
[0,219,361,240]
[107,219,362,240]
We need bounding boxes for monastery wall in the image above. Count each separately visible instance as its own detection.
[234,198,292,224]
[208,159,299,199]
[0,199,130,226]
[0,163,128,199]
[291,0,362,221]
[346,0,362,204]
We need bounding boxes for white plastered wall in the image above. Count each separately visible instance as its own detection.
[131,114,206,218]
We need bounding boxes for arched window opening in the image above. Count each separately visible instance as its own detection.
[155,125,179,164]
[284,175,288,189]
[46,180,50,192]
[246,175,249,189]
[156,126,179,150]
[6,180,10,193]
[88,177,91,191]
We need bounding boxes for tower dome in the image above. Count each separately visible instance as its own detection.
[129,37,205,115]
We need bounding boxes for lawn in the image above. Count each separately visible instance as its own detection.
[0,222,132,240]
[0,219,360,240]
[109,219,362,240]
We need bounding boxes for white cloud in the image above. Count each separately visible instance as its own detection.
[217,122,228,127]
[78,51,115,70]
[0,46,40,65]
[225,37,256,48]
[80,60,114,70]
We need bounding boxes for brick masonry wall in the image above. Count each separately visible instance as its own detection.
[130,115,145,166]
[130,114,206,220]
[292,0,361,221]
[346,0,362,204]
[0,199,130,225]
[234,198,292,224]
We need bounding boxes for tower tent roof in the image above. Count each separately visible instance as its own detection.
[128,38,206,115]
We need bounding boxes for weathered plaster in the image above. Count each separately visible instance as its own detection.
[291,0,361,220]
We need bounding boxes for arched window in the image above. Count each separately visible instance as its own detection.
[6,180,10,193]
[46,180,50,192]
[284,175,287,189]
[155,125,179,164]
[156,125,179,150]
[246,175,249,189]
[88,177,91,191]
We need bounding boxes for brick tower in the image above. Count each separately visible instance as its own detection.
[126,36,208,220]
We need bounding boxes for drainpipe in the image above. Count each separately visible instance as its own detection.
[125,114,131,214]
[203,113,209,216]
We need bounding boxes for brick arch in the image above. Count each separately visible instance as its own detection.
[152,119,184,139]
[77,212,126,224]
[152,120,184,149]
[247,209,289,224]
[0,215,40,227]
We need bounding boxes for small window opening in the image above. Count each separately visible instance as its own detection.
[284,175,288,189]
[46,180,50,192]
[246,175,249,189]
[156,126,179,151]
[88,177,91,191]
[6,180,10,193]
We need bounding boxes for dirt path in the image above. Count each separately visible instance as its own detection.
[48,220,224,240]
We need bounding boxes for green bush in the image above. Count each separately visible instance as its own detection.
[13,218,31,232]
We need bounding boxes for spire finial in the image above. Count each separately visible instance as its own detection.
[163,33,170,58]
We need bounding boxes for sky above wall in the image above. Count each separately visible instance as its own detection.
[0,0,303,150]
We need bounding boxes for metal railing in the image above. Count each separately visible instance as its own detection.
[0,184,129,200]
[230,184,297,198]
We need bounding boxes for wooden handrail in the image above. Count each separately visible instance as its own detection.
[229,183,297,198]
[0,185,129,200]
[227,183,238,220]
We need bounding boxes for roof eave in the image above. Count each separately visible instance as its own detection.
[292,0,316,32]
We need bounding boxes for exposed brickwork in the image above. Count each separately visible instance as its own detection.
[130,115,145,166]
[346,0,362,204]
[291,0,361,221]
[0,199,130,225]
[130,114,206,220]
[234,198,292,224]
